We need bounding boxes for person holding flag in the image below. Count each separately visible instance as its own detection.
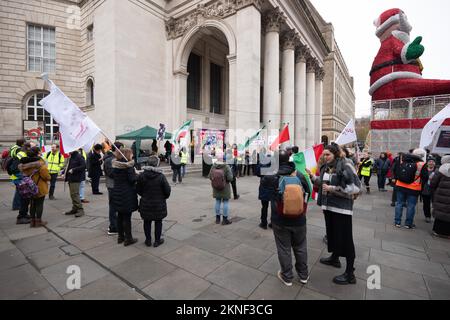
[44,144,65,200]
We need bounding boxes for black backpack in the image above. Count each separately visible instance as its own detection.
[5,157,20,176]
[396,161,417,184]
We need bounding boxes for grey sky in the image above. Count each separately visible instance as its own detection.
[311,0,450,117]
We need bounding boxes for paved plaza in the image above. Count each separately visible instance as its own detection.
[0,173,449,300]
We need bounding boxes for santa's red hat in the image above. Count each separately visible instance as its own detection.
[374,8,403,37]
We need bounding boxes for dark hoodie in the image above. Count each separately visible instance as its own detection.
[136,166,171,221]
[65,151,86,183]
[270,162,311,227]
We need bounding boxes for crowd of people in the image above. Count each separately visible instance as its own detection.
[1,137,449,289]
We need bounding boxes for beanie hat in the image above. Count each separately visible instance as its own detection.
[374,8,402,37]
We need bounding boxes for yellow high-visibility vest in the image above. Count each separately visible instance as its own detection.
[360,160,373,177]
[181,152,188,164]
[45,151,65,174]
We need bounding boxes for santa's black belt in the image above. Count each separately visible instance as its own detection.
[370,58,419,76]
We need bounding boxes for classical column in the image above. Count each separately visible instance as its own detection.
[173,70,189,132]
[281,30,297,139]
[263,9,284,133]
[315,67,325,145]
[306,58,317,148]
[295,45,308,150]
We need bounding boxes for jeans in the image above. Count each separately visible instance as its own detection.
[117,212,133,240]
[377,174,386,190]
[181,164,186,178]
[91,174,100,193]
[395,190,418,226]
[30,196,45,219]
[215,199,229,217]
[261,200,269,226]
[49,173,58,197]
[143,220,162,242]
[12,188,22,210]
[272,223,308,282]
[422,195,432,219]
[172,168,182,183]
[107,188,117,232]
[79,180,85,200]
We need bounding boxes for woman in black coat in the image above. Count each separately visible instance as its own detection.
[136,156,171,247]
[430,155,450,238]
[111,149,138,246]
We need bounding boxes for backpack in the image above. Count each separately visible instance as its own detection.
[5,157,19,175]
[17,170,40,199]
[396,161,417,184]
[211,168,226,191]
[277,172,306,218]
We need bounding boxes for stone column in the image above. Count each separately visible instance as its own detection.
[263,9,284,133]
[315,67,325,145]
[173,70,189,133]
[281,30,297,139]
[306,58,317,148]
[295,45,308,150]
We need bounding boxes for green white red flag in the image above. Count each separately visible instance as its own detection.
[269,125,290,151]
[172,120,192,144]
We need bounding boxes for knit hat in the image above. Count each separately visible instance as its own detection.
[374,8,402,37]
[412,148,427,161]
[441,155,450,165]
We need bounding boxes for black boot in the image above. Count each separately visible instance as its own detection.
[216,215,221,224]
[222,217,232,225]
[153,238,165,248]
[366,187,370,194]
[333,272,356,285]
[320,255,341,268]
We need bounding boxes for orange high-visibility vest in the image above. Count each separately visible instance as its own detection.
[396,162,425,191]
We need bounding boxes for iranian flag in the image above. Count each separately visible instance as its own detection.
[293,144,324,201]
[238,126,266,151]
[38,133,45,152]
[172,120,192,144]
[269,125,290,151]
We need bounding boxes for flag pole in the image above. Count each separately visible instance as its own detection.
[100,131,128,162]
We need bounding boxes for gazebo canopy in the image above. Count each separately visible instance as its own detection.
[116,125,172,140]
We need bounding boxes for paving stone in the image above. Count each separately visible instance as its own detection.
[85,242,142,268]
[366,285,426,300]
[424,276,450,300]
[206,261,267,298]
[376,265,430,298]
[112,254,176,289]
[375,230,426,248]
[443,264,450,278]
[27,246,73,270]
[63,216,97,228]
[0,248,27,272]
[353,236,382,250]
[60,245,82,256]
[6,226,48,241]
[23,286,62,300]
[369,249,448,280]
[164,223,199,241]
[143,269,211,300]
[57,228,105,243]
[305,265,366,300]
[78,217,108,229]
[381,240,428,260]
[426,249,450,265]
[248,275,301,300]
[162,245,227,278]
[64,274,146,300]
[72,234,111,251]
[14,232,66,254]
[136,236,184,257]
[425,238,450,252]
[296,287,333,300]
[224,244,272,269]
[0,264,49,299]
[185,232,240,256]
[41,255,109,295]
[195,285,239,300]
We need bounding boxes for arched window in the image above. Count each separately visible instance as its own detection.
[86,78,94,106]
[26,92,59,141]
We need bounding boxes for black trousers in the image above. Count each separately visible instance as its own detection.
[144,220,162,242]
[172,168,182,183]
[18,195,30,219]
[422,195,432,218]
[91,173,101,193]
[243,164,252,176]
[117,212,133,240]
[231,177,238,198]
[260,200,269,225]
[49,173,58,196]
[30,196,45,219]
[377,174,386,190]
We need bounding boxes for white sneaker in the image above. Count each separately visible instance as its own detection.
[277,271,292,287]
[299,276,310,285]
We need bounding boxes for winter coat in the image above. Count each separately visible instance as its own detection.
[103,151,115,189]
[375,158,390,175]
[422,168,436,197]
[170,154,182,170]
[19,157,51,198]
[65,151,86,183]
[257,157,277,201]
[209,163,233,200]
[136,166,171,221]
[430,163,450,222]
[315,158,361,216]
[395,154,428,196]
[387,155,394,179]
[111,160,138,213]
[87,151,103,178]
[269,162,311,227]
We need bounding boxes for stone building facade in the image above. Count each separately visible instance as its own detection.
[0,0,346,150]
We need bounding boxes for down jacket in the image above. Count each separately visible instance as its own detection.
[136,166,171,221]
[111,159,138,213]
[430,162,450,222]
[19,157,51,198]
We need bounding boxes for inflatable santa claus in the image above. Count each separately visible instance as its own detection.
[370,8,450,101]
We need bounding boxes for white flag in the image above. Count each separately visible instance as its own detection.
[420,104,450,149]
[39,80,100,153]
[335,119,357,146]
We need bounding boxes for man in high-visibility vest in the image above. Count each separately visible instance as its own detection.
[394,149,428,229]
[358,154,374,194]
[44,144,65,200]
[180,147,188,178]
[9,138,25,211]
